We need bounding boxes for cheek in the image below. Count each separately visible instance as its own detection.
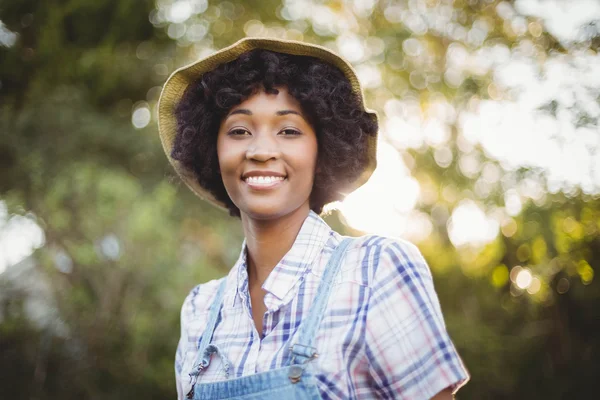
[216,140,236,174]
[308,140,319,175]
[295,141,318,181]
[216,145,240,199]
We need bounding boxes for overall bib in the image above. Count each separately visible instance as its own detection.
[186,238,352,400]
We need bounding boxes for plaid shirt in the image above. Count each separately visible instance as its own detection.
[176,211,469,399]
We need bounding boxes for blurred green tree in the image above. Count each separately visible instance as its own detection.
[1,0,599,399]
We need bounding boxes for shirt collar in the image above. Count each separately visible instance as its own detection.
[232,210,332,306]
[262,211,332,300]
[230,242,248,308]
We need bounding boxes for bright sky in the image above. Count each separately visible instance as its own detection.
[0,20,18,47]
[0,202,45,274]
[340,0,600,246]
[516,0,600,46]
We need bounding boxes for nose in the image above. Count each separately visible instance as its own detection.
[245,134,281,162]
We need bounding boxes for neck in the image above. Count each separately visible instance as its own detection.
[241,205,311,289]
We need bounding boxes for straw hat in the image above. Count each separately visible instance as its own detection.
[157,37,378,211]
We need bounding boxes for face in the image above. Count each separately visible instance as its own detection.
[216,87,318,221]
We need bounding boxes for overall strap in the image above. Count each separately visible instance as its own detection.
[290,238,352,367]
[198,278,228,352]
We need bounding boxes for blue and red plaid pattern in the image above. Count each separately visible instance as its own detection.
[176,211,469,399]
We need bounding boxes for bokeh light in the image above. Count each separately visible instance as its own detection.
[132,103,152,129]
[0,21,18,47]
[447,200,499,247]
[515,268,533,289]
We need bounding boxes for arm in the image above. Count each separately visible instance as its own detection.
[365,240,469,399]
[431,387,454,400]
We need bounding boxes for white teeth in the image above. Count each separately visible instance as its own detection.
[245,176,285,185]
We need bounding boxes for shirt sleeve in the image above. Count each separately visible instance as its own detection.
[175,285,202,400]
[365,240,469,399]
[175,290,191,400]
[175,334,185,399]
[174,280,222,399]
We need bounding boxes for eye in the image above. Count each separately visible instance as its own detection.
[279,128,302,136]
[228,128,251,136]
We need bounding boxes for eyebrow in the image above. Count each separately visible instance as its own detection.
[225,109,304,119]
[276,110,301,116]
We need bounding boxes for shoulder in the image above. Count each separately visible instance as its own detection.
[180,278,225,323]
[344,234,424,259]
[334,234,429,287]
[352,237,469,398]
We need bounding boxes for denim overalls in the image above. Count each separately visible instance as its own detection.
[186,238,352,399]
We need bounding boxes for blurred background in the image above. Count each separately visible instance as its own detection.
[1,0,599,398]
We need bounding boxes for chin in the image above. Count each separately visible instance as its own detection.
[242,206,288,220]
[239,201,309,221]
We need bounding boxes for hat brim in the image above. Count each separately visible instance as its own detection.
[158,37,378,212]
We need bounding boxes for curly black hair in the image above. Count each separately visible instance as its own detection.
[172,49,377,217]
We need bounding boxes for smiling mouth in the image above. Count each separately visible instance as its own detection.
[243,175,287,189]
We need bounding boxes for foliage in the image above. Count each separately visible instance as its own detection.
[1,0,599,398]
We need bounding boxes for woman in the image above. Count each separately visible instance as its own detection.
[158,38,469,399]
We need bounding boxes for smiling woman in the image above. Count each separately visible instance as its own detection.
[158,37,469,400]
